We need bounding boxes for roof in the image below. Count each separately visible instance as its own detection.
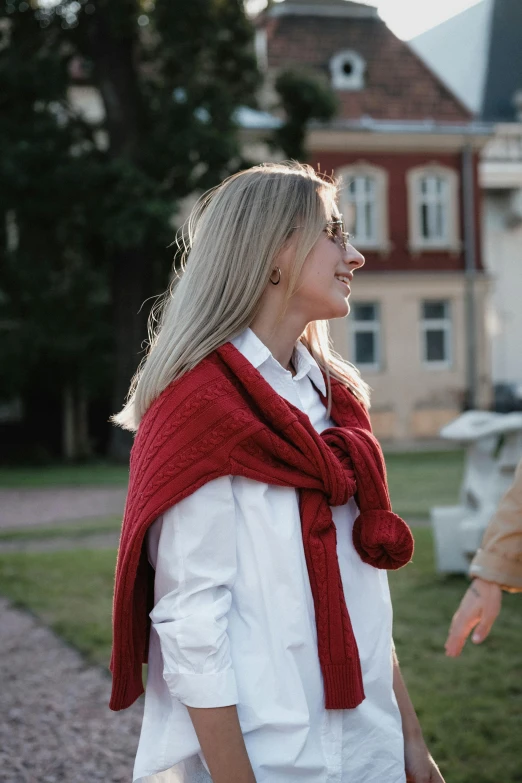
[411,0,522,121]
[483,0,522,121]
[261,11,472,122]
[268,0,378,19]
[410,1,494,116]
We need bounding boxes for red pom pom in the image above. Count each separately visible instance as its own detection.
[352,510,414,570]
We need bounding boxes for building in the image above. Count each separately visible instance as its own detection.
[66,0,496,444]
[411,0,522,405]
[255,0,492,441]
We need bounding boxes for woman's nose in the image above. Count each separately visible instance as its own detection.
[344,243,365,270]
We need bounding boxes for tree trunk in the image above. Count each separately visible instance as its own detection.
[108,247,149,461]
[81,6,147,461]
[77,383,92,459]
[62,383,76,461]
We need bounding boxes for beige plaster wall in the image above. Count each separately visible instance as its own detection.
[329,272,491,441]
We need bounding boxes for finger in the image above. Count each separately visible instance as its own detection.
[445,611,479,657]
[471,607,499,644]
[444,589,482,656]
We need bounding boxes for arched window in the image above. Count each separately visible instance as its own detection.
[330,50,366,91]
[337,164,389,251]
[407,165,460,252]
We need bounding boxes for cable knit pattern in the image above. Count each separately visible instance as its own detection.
[110,341,414,712]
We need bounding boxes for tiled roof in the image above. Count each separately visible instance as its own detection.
[274,0,372,6]
[268,0,378,16]
[264,13,472,122]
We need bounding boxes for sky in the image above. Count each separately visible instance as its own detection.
[366,0,483,40]
[247,0,484,41]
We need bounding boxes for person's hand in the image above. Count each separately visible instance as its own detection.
[445,577,502,657]
[405,735,445,782]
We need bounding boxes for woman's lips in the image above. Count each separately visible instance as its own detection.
[336,278,351,295]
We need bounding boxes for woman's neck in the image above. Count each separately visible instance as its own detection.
[249,316,304,375]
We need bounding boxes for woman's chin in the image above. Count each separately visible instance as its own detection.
[307,296,350,322]
[331,297,350,318]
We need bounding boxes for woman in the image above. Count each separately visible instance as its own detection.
[110,162,444,783]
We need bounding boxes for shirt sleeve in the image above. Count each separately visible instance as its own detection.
[469,459,522,592]
[147,475,239,708]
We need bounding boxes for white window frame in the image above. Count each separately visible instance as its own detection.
[351,302,381,371]
[337,163,390,252]
[330,50,366,91]
[420,300,452,369]
[407,164,460,253]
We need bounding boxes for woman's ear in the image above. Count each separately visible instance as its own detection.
[275,232,299,276]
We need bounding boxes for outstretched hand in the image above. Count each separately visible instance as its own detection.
[445,578,502,657]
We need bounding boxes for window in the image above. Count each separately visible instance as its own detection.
[421,300,452,367]
[330,50,366,91]
[419,176,448,243]
[338,164,389,251]
[348,176,376,243]
[407,165,460,252]
[352,302,381,369]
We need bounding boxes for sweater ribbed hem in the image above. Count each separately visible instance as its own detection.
[109,673,144,711]
[323,663,365,710]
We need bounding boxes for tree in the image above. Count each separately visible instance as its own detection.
[0,1,339,462]
[0,0,261,460]
[274,68,338,160]
[0,3,113,460]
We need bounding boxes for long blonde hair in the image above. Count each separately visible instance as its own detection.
[112,162,370,432]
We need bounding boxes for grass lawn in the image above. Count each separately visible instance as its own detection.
[0,547,116,667]
[0,527,520,782]
[0,462,129,488]
[385,450,464,520]
[0,515,122,542]
[389,529,521,782]
[0,451,464,523]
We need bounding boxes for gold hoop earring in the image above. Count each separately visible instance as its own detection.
[269,267,281,286]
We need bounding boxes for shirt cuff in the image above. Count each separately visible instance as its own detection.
[164,667,239,708]
[469,548,522,592]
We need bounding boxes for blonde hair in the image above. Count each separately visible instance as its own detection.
[112,162,370,432]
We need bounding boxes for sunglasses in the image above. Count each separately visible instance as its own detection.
[324,218,351,251]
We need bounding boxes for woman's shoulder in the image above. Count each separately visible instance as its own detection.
[136,346,252,448]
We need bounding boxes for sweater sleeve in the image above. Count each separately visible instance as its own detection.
[469,459,522,593]
[147,475,239,708]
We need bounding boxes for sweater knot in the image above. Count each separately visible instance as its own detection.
[352,509,414,570]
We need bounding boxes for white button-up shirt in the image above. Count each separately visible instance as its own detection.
[134,328,406,783]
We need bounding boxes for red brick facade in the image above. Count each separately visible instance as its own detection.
[264,15,471,122]
[310,151,484,272]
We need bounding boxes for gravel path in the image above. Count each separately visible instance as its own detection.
[0,597,143,783]
[0,487,127,530]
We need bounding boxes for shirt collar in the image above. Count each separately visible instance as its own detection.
[230,328,327,397]
[293,340,327,396]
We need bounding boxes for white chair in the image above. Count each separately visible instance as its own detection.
[431,411,522,573]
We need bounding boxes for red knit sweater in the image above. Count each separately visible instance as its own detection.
[110,342,414,711]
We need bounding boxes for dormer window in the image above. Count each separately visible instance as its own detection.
[330,50,366,91]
